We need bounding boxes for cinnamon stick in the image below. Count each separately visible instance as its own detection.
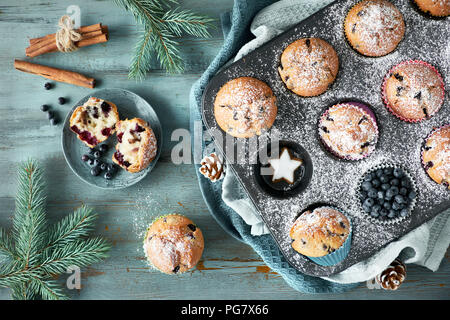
[29,23,103,45]
[14,59,95,89]
[26,24,108,58]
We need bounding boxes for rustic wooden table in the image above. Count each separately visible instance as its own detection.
[0,0,448,300]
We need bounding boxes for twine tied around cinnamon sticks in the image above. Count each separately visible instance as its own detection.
[25,20,108,58]
[55,15,82,53]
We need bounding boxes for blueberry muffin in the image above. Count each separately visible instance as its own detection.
[290,207,350,258]
[415,0,450,17]
[214,77,277,138]
[70,97,119,148]
[422,125,450,189]
[143,214,204,274]
[344,0,405,57]
[319,102,378,160]
[112,118,157,173]
[383,61,444,122]
[278,38,339,97]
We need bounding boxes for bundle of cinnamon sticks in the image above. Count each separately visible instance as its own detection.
[26,23,108,58]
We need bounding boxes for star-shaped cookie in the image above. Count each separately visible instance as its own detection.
[268,148,303,184]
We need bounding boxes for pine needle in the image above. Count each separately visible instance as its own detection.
[113,0,215,79]
[0,160,110,300]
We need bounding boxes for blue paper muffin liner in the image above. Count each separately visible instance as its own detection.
[307,208,353,267]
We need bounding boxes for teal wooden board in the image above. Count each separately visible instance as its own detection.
[0,0,448,299]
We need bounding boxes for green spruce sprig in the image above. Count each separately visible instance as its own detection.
[113,0,215,80]
[0,160,110,300]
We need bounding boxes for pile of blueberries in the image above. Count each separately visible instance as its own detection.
[360,166,417,220]
[81,144,117,180]
[40,82,67,126]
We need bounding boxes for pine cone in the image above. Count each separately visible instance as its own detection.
[375,258,406,290]
[199,152,225,182]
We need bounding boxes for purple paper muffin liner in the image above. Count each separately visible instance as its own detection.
[319,102,379,161]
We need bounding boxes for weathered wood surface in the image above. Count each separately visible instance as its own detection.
[0,0,448,300]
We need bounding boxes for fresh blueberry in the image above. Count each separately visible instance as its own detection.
[390,178,399,186]
[44,82,52,90]
[370,211,379,218]
[93,151,102,159]
[81,154,90,162]
[100,163,107,171]
[40,104,49,112]
[379,175,389,183]
[93,159,102,167]
[373,204,382,213]
[381,183,390,191]
[87,158,95,166]
[383,202,391,210]
[50,118,58,126]
[377,191,385,200]
[104,172,112,180]
[393,168,403,178]
[408,190,417,200]
[363,173,373,182]
[372,179,381,188]
[395,195,405,204]
[401,179,410,188]
[364,198,375,207]
[368,189,378,198]
[376,169,383,177]
[400,209,409,217]
[107,164,117,173]
[47,111,54,119]
[380,209,389,217]
[90,166,101,176]
[392,202,401,210]
[399,187,408,196]
[389,186,399,195]
[384,167,393,175]
[388,210,397,219]
[58,97,66,105]
[99,144,108,153]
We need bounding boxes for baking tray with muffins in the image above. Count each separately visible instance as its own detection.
[201,0,449,277]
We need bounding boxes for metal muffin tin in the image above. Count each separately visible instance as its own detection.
[201,0,449,276]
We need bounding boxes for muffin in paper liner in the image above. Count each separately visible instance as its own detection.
[413,0,450,17]
[381,60,445,123]
[291,206,353,267]
[318,102,379,161]
[356,163,418,225]
[421,124,450,189]
[142,213,204,274]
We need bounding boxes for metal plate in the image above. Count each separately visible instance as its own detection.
[62,88,162,189]
[201,0,450,276]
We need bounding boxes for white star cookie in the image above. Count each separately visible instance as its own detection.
[268,148,303,184]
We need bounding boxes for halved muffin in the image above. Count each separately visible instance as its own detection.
[112,118,157,173]
[70,97,119,148]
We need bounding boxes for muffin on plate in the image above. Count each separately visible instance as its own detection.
[214,77,277,138]
[422,125,450,189]
[344,0,405,57]
[319,102,379,160]
[278,37,339,97]
[290,206,352,266]
[414,0,450,17]
[143,214,204,274]
[382,60,445,122]
[70,97,119,148]
[112,118,157,173]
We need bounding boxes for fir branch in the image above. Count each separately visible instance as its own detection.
[0,228,16,263]
[44,205,98,250]
[113,0,214,79]
[0,160,110,300]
